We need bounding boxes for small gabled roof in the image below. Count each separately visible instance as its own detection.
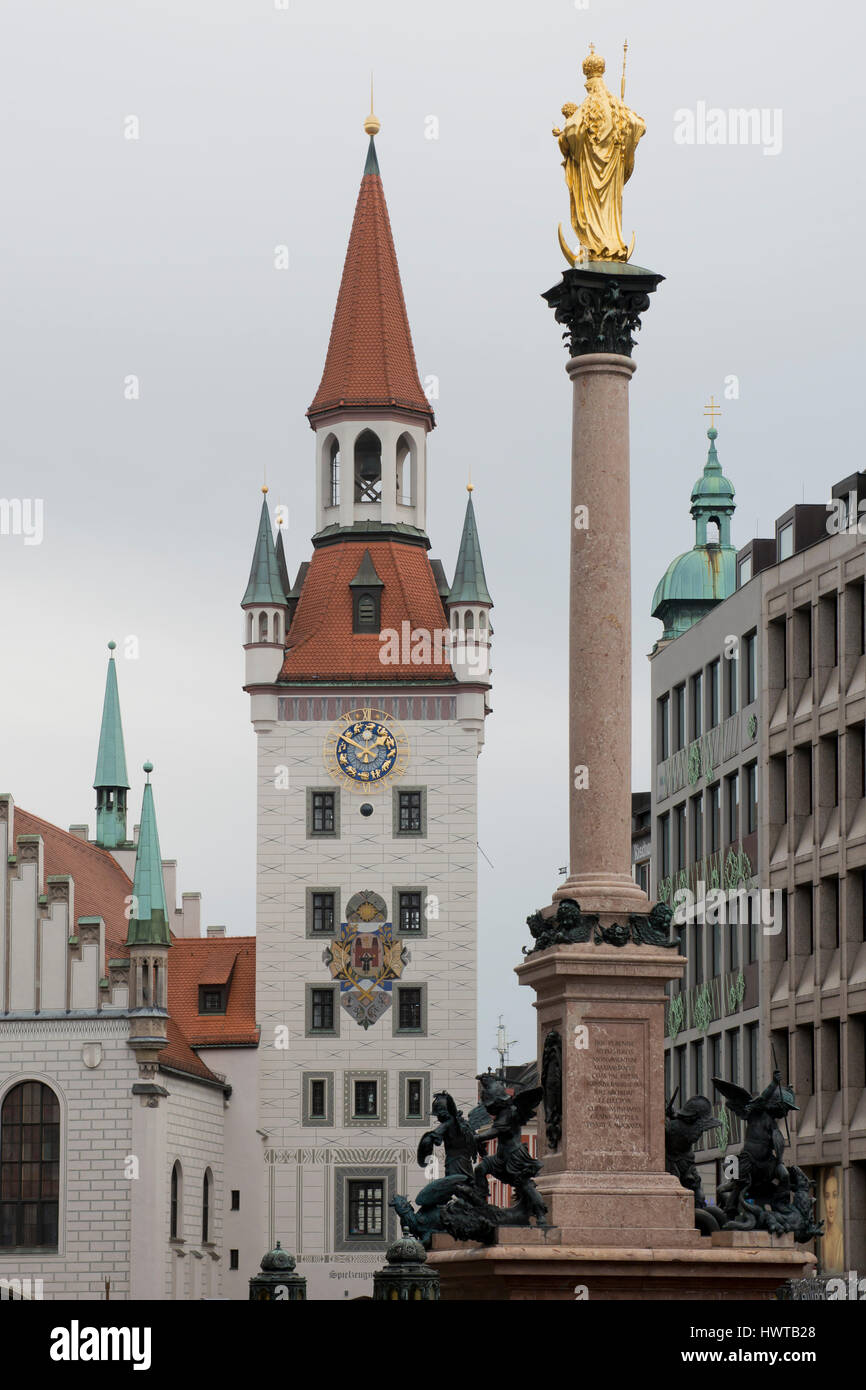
[449,494,492,606]
[242,495,285,606]
[349,548,384,589]
[93,645,129,790]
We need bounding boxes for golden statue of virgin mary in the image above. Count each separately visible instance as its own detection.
[553,46,645,264]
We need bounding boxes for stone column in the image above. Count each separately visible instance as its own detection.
[542,261,663,919]
[518,262,696,1247]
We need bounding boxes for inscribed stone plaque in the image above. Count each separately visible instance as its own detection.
[578,1019,649,1164]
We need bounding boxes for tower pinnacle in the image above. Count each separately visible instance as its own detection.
[93,642,130,849]
[126,765,170,948]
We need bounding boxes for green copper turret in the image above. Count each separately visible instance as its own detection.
[242,494,285,606]
[126,763,171,948]
[651,428,737,645]
[449,493,492,606]
[93,641,130,848]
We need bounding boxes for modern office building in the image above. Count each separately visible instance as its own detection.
[650,437,866,1273]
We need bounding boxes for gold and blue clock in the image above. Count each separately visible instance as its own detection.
[323,707,409,792]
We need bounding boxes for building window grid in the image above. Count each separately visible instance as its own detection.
[312,792,335,834]
[312,892,335,934]
[398,791,423,834]
[347,1180,384,1236]
[398,891,423,933]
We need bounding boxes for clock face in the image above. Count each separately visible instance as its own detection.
[323,707,409,792]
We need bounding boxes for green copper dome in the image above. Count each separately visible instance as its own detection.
[651,428,737,644]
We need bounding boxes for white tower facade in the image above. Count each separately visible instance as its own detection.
[245,125,492,1299]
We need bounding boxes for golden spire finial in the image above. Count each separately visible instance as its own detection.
[621,39,628,99]
[704,396,722,431]
[363,74,381,136]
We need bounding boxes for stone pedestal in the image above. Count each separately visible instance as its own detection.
[428,1236,814,1301]
[517,941,698,1246]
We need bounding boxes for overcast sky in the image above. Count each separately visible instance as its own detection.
[2,0,863,1069]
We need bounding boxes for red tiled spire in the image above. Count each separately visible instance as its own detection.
[307,138,434,429]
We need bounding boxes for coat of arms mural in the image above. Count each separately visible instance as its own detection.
[323,891,408,1029]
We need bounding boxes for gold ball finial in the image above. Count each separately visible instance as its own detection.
[261,484,269,494]
[467,482,474,493]
[364,73,380,136]
[582,48,606,78]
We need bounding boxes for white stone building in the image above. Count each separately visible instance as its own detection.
[0,648,261,1301]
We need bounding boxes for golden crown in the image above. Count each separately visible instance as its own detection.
[582,50,606,77]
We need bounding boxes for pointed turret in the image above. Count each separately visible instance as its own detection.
[93,641,130,849]
[127,765,170,948]
[126,763,170,1069]
[275,521,292,602]
[307,115,433,537]
[447,489,493,690]
[242,490,288,687]
[307,132,433,429]
[449,493,492,606]
[242,492,285,606]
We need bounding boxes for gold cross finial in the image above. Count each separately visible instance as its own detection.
[704,396,721,430]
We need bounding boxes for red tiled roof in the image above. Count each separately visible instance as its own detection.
[15,809,132,958]
[161,1016,221,1083]
[307,154,434,427]
[11,808,258,1082]
[279,539,455,682]
[167,938,259,1048]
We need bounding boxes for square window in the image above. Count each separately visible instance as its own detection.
[347,1180,384,1236]
[398,988,423,1032]
[198,986,226,1015]
[353,1080,378,1117]
[310,988,335,1033]
[398,791,422,834]
[312,892,335,934]
[310,1079,327,1119]
[398,891,422,933]
[312,792,335,834]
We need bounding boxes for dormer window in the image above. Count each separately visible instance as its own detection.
[349,548,384,633]
[199,985,227,1014]
[354,590,380,632]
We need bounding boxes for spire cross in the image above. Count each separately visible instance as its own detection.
[704,396,721,430]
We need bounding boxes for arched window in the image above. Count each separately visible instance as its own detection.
[272,613,281,644]
[707,516,721,544]
[353,590,380,633]
[465,611,475,632]
[354,430,382,502]
[329,438,341,507]
[246,612,253,644]
[396,434,413,506]
[258,611,268,642]
[479,611,488,630]
[202,1168,213,1244]
[0,1081,60,1250]
[170,1161,182,1240]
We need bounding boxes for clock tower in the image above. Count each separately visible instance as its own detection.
[244,112,492,1300]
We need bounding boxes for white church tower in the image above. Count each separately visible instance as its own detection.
[243,109,492,1300]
